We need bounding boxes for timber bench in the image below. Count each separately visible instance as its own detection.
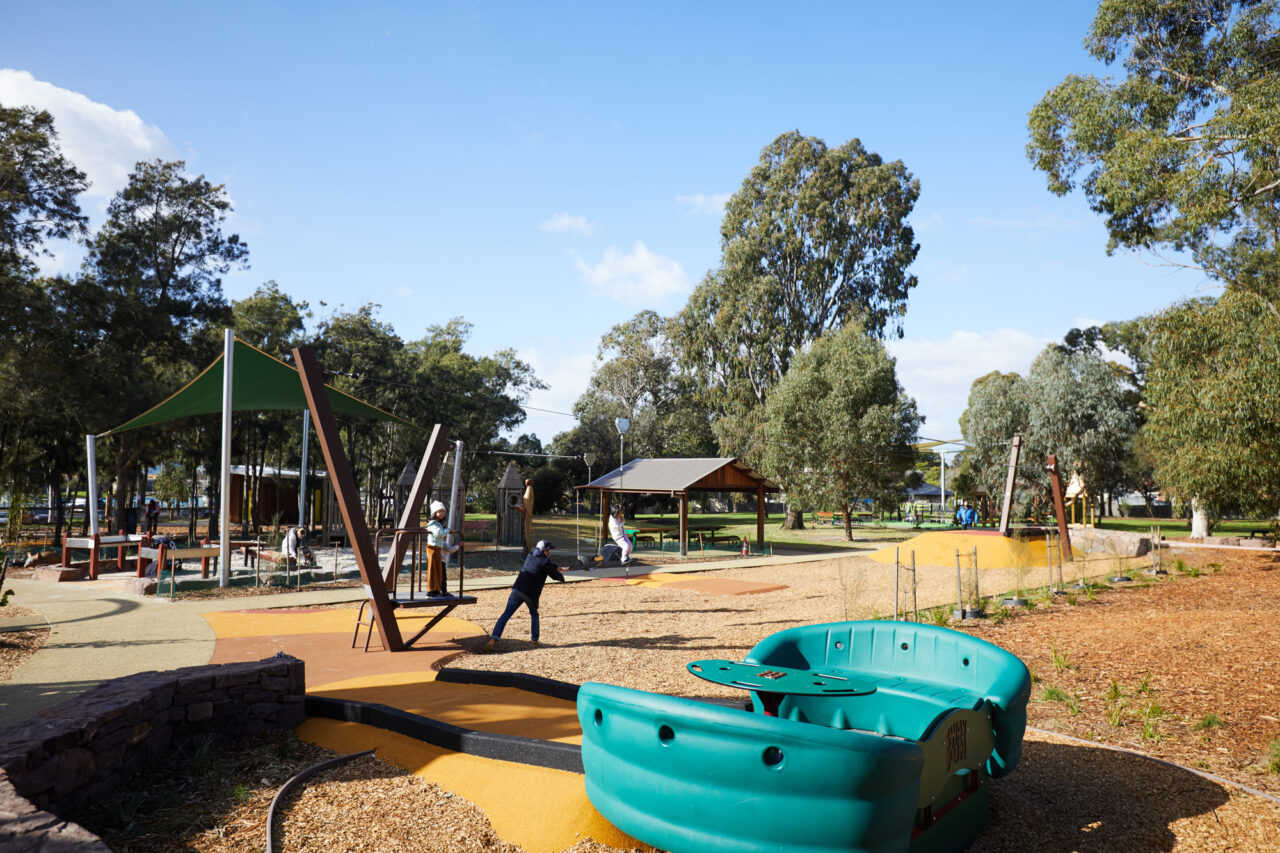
[462,519,493,540]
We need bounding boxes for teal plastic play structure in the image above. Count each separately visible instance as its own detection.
[577,621,1031,853]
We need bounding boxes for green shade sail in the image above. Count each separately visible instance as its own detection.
[100,338,421,436]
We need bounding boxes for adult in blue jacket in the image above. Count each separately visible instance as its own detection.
[483,539,566,651]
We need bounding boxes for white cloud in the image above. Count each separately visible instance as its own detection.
[574,241,689,304]
[676,193,731,215]
[396,286,414,297]
[539,213,596,235]
[967,213,1082,231]
[0,69,172,206]
[886,328,1054,441]
[508,346,596,444]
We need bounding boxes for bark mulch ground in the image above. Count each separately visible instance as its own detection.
[49,548,1280,850]
[0,603,48,681]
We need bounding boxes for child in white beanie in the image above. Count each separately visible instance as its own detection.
[425,500,459,597]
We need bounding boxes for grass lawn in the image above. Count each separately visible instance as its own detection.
[506,510,920,559]
[1096,516,1276,539]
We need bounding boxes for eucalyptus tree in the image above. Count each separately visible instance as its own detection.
[1028,0,1280,302]
[1144,289,1280,534]
[762,324,921,541]
[559,310,714,474]
[1027,345,1141,507]
[676,131,921,469]
[958,371,1034,502]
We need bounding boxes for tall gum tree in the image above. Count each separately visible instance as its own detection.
[1027,0,1280,533]
[676,131,920,526]
[762,323,921,541]
[1027,0,1280,299]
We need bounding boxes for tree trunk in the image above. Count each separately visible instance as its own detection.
[842,503,853,542]
[781,505,805,530]
[1190,497,1212,538]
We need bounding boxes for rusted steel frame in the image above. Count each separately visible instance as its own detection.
[293,345,404,651]
[1045,453,1073,562]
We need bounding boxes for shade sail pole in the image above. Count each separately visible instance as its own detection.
[298,409,310,528]
[219,329,234,587]
[86,434,98,537]
[448,439,464,559]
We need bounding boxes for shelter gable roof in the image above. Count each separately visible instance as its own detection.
[582,457,778,493]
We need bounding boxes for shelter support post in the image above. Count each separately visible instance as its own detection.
[298,409,310,528]
[1046,454,1073,562]
[998,435,1021,537]
[218,329,234,587]
[600,492,611,546]
[85,434,98,538]
[756,484,765,552]
[294,344,404,652]
[679,492,688,557]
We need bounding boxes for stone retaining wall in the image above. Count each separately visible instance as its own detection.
[0,654,305,851]
[1067,527,1153,557]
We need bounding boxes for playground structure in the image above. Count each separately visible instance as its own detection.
[578,620,1030,853]
[293,345,475,652]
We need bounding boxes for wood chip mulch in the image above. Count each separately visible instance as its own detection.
[69,548,1280,851]
[0,604,49,681]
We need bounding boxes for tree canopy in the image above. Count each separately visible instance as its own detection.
[0,104,87,272]
[762,324,921,539]
[1144,288,1280,523]
[677,131,920,463]
[1028,0,1280,298]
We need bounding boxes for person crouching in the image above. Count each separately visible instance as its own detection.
[483,539,566,651]
[426,500,460,597]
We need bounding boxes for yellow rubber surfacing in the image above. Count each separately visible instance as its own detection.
[201,607,478,639]
[311,671,584,744]
[869,531,1074,568]
[203,605,642,852]
[297,717,642,853]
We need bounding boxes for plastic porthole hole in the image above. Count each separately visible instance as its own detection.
[834,640,844,650]
[658,724,675,745]
[962,657,970,667]
[900,642,910,651]
[763,746,784,767]
[594,709,603,727]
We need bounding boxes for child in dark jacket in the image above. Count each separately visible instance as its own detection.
[483,539,566,651]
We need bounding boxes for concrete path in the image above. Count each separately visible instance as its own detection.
[0,546,872,729]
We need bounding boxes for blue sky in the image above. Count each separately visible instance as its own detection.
[2,1,1213,447]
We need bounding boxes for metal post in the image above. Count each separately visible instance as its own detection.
[298,409,310,528]
[894,546,900,621]
[86,434,99,537]
[448,440,464,572]
[218,329,234,588]
[938,449,946,523]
